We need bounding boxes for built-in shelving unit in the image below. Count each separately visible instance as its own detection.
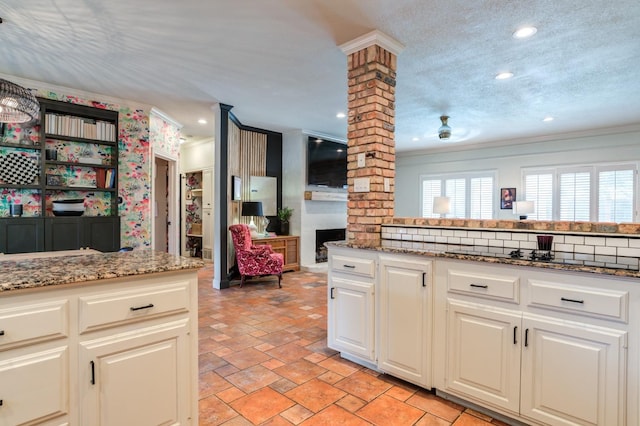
[0,98,120,253]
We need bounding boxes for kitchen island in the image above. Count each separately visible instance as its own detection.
[328,242,640,426]
[0,249,203,425]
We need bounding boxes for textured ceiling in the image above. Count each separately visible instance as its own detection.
[1,0,639,151]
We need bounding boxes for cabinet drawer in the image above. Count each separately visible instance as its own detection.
[528,280,628,322]
[331,254,376,278]
[0,300,68,350]
[448,269,519,303]
[79,282,190,333]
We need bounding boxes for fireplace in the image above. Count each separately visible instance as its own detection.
[316,228,346,263]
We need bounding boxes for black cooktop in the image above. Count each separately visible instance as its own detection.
[444,246,638,271]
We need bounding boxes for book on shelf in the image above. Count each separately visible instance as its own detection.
[45,113,116,142]
[96,168,116,189]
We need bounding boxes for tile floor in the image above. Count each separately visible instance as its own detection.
[197,266,512,426]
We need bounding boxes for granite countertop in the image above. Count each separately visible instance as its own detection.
[328,242,640,279]
[0,250,205,293]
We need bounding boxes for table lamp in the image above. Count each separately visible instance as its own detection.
[513,200,535,220]
[433,196,451,217]
[241,201,263,237]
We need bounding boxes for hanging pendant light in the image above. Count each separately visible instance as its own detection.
[438,115,451,140]
[0,79,40,123]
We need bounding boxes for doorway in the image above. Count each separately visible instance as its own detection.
[153,154,179,254]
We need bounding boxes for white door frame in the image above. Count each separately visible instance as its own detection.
[151,150,180,255]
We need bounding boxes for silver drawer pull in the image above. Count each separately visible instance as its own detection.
[130,303,154,311]
[561,297,584,304]
[470,283,488,289]
[343,264,356,269]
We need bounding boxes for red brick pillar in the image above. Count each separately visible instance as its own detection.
[341,31,404,246]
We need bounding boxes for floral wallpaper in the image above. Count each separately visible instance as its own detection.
[0,89,182,250]
[185,172,203,253]
[36,91,151,249]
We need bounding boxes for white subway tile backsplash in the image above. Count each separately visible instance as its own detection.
[448,237,461,244]
[606,238,629,248]
[435,236,448,243]
[481,232,497,240]
[618,247,640,258]
[381,232,391,239]
[595,246,617,256]
[407,228,417,235]
[629,239,640,248]
[504,240,520,249]
[511,233,529,241]
[474,238,488,246]
[496,232,512,240]
[595,255,617,263]
[418,228,430,235]
[565,236,584,245]
[454,230,468,238]
[467,231,483,238]
[520,241,537,250]
[441,229,454,237]
[555,243,574,252]
[585,236,606,246]
[460,238,474,245]
[401,234,413,240]
[574,245,595,254]
[430,229,442,236]
[488,239,504,247]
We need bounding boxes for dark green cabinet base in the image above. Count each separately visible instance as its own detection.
[1,217,120,254]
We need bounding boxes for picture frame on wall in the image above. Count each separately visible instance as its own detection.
[501,187,516,209]
[46,174,62,186]
[232,175,242,201]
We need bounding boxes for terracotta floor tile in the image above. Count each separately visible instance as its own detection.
[304,352,327,363]
[285,378,347,412]
[464,409,493,422]
[225,364,281,393]
[218,416,254,425]
[270,377,299,394]
[222,347,270,370]
[407,391,464,422]
[414,412,453,426]
[317,370,345,385]
[216,385,247,403]
[262,358,286,370]
[199,370,232,398]
[318,357,359,377]
[385,385,417,402]
[260,415,296,425]
[299,405,371,426]
[200,352,229,373]
[357,394,424,426]
[280,404,314,424]
[230,387,295,425]
[336,394,367,413]
[215,364,240,377]
[453,412,495,426]
[267,341,313,363]
[199,395,238,425]
[274,359,328,385]
[335,371,393,402]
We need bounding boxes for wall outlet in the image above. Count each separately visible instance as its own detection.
[354,177,370,192]
[357,152,366,168]
[384,178,391,192]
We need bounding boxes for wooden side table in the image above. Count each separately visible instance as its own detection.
[252,235,300,272]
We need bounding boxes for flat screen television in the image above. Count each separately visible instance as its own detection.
[307,137,347,189]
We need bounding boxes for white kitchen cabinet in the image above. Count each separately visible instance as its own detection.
[327,248,376,365]
[520,314,626,426]
[378,254,432,387]
[202,168,213,209]
[445,299,522,414]
[79,319,191,426]
[435,259,633,426]
[202,208,212,260]
[0,270,199,425]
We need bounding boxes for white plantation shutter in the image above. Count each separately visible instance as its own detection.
[524,172,553,220]
[445,178,466,218]
[559,171,591,221]
[598,168,635,222]
[470,176,494,219]
[421,179,442,218]
[420,172,495,219]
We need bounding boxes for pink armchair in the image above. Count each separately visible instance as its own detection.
[229,224,283,288]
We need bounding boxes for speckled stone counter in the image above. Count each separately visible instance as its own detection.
[0,250,205,293]
[328,242,640,279]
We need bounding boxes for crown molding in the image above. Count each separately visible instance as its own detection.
[150,107,183,129]
[339,29,405,56]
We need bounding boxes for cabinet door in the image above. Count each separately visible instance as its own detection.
[520,315,626,426]
[202,208,212,253]
[45,217,83,251]
[84,216,120,252]
[327,276,375,362]
[445,300,522,414]
[202,169,213,209]
[0,346,69,425]
[0,218,44,253]
[79,319,191,426]
[378,256,431,387]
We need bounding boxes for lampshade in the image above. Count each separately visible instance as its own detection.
[0,79,40,123]
[433,196,451,215]
[241,201,263,217]
[513,200,535,219]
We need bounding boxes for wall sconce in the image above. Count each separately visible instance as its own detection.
[0,79,40,123]
[513,200,535,220]
[241,201,263,237]
[433,196,451,217]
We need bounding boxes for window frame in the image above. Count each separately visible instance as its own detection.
[420,170,497,219]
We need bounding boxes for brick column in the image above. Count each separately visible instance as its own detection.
[340,31,404,246]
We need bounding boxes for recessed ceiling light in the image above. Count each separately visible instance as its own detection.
[179,137,186,144]
[543,116,554,122]
[495,72,514,80]
[315,138,323,143]
[513,26,538,39]
[412,137,419,142]
[336,112,346,118]
[197,118,207,124]
[336,149,343,153]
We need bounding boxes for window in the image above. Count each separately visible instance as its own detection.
[523,163,637,222]
[421,172,495,219]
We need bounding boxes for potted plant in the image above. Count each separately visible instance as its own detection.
[277,207,293,235]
